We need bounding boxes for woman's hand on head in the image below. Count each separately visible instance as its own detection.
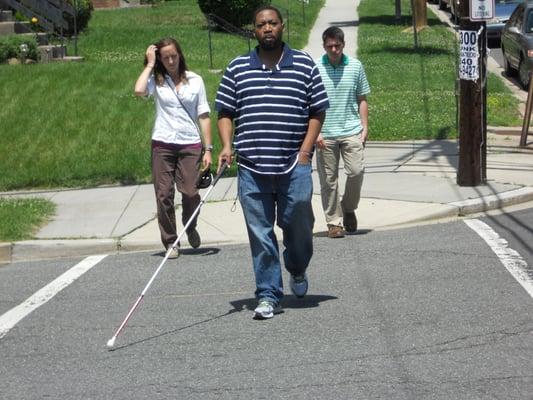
[146,45,157,66]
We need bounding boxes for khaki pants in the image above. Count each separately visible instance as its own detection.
[316,134,364,226]
[151,146,202,248]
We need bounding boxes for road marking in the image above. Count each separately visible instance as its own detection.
[464,219,533,299]
[0,255,108,339]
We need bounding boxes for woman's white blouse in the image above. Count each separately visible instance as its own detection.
[147,70,210,145]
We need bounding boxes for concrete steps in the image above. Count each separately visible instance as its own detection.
[0,10,14,21]
[0,20,32,35]
[0,8,83,63]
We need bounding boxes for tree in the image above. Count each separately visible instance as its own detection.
[413,0,427,30]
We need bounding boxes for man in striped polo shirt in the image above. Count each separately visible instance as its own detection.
[315,27,370,239]
[215,5,329,320]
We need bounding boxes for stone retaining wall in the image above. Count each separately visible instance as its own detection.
[91,0,120,9]
[91,0,140,8]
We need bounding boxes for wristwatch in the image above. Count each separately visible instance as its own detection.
[204,144,213,152]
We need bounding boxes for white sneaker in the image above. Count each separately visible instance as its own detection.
[253,300,281,320]
[166,244,179,259]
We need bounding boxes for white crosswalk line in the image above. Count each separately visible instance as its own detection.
[464,219,533,299]
[0,254,108,339]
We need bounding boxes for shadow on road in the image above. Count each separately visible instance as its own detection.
[108,294,338,352]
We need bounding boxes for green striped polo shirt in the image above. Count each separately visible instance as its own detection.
[316,54,370,138]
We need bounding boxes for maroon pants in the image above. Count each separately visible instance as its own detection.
[151,145,202,248]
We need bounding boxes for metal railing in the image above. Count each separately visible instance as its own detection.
[0,0,78,55]
[205,13,254,69]
[0,0,74,32]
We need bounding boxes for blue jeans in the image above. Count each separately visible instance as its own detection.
[238,164,315,305]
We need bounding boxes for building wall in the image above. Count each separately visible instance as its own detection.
[91,0,120,9]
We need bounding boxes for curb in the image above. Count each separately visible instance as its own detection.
[3,239,119,264]
[450,187,533,215]
[0,242,12,264]
[2,187,532,264]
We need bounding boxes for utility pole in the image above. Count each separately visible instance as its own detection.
[457,0,487,186]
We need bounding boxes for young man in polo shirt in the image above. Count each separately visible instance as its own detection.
[215,5,329,319]
[315,27,370,239]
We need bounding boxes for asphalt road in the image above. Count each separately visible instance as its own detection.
[1,208,532,399]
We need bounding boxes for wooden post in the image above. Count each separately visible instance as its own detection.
[520,78,533,147]
[395,0,401,23]
[410,0,418,48]
[457,0,487,186]
[413,0,427,30]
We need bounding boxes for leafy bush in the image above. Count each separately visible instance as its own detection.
[198,0,269,28]
[64,0,93,35]
[0,35,39,63]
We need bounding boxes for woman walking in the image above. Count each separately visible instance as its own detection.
[135,37,212,257]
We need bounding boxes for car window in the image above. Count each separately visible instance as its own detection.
[527,10,533,33]
[514,6,524,31]
[508,4,522,25]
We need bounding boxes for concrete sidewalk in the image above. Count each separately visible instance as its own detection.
[1,131,532,263]
[1,0,533,263]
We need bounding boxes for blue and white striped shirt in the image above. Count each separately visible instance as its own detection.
[215,44,329,174]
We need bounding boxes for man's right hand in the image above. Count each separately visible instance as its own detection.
[217,146,233,174]
[315,134,326,150]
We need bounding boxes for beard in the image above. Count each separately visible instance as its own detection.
[258,35,282,51]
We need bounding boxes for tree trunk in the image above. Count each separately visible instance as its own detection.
[413,0,427,30]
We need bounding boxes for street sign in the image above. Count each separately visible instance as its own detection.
[470,0,495,21]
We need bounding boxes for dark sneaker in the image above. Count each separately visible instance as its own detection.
[187,228,201,248]
[290,274,308,298]
[327,224,345,239]
[343,212,358,234]
[253,300,282,320]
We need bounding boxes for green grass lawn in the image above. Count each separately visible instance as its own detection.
[0,198,55,241]
[358,0,521,140]
[0,0,322,191]
[0,0,521,191]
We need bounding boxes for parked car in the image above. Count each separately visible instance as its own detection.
[448,0,519,35]
[486,0,521,41]
[500,1,533,88]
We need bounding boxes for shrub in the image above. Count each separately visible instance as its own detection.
[0,35,39,63]
[64,0,93,35]
[198,0,269,28]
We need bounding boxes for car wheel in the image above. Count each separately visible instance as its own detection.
[438,0,446,10]
[519,58,531,90]
[502,47,515,76]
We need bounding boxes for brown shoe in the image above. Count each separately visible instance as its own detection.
[343,212,358,234]
[327,224,345,239]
